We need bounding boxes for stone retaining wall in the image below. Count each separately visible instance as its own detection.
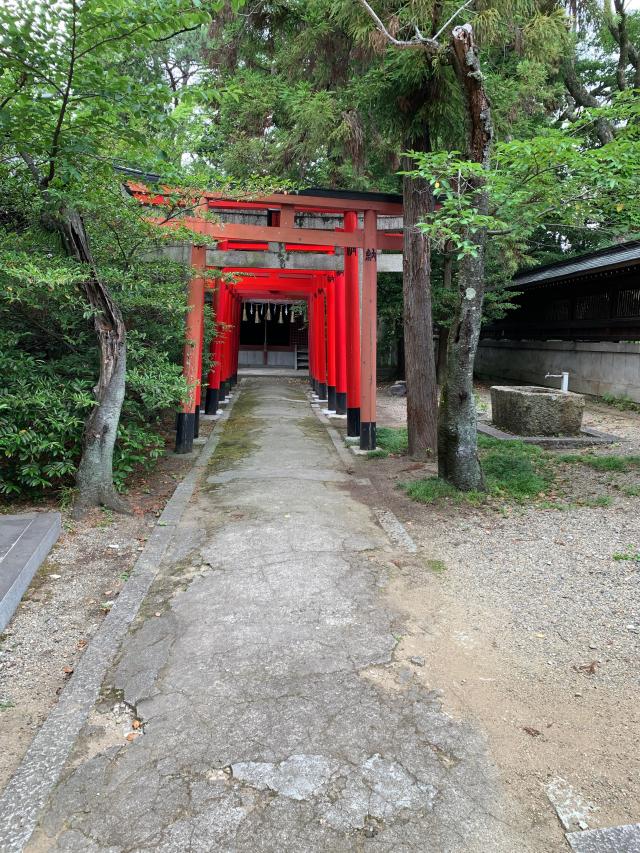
[476,339,640,402]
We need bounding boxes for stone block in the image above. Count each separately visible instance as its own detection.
[490,385,585,436]
[0,512,61,632]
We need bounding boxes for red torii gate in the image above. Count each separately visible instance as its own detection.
[128,185,403,454]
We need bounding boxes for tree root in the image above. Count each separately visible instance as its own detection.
[71,489,132,520]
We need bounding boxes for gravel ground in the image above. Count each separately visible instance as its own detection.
[365,383,640,840]
[0,420,213,792]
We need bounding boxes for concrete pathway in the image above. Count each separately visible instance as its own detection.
[27,380,530,852]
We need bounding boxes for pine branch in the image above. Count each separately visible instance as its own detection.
[356,0,438,50]
[561,63,615,146]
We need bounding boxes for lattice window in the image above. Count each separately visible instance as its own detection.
[574,292,610,320]
[544,299,571,322]
[615,288,640,318]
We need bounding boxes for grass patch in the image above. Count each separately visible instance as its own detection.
[425,558,447,573]
[404,435,553,506]
[206,390,261,477]
[479,436,552,500]
[365,449,389,459]
[622,485,640,497]
[613,545,640,561]
[376,427,409,455]
[601,393,640,414]
[403,476,485,505]
[557,453,640,472]
[575,495,612,508]
[0,699,15,711]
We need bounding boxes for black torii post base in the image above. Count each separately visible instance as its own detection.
[336,392,347,415]
[317,382,327,401]
[193,406,200,439]
[347,407,360,437]
[360,421,377,451]
[205,387,219,415]
[175,412,195,454]
[327,386,337,411]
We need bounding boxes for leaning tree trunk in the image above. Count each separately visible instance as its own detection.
[57,208,129,517]
[437,24,494,490]
[402,155,438,460]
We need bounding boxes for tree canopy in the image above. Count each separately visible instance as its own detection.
[1,0,638,501]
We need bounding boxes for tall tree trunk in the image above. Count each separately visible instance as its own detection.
[57,208,129,517]
[437,24,493,490]
[402,154,438,460]
[436,248,453,386]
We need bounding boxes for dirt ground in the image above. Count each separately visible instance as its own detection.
[0,417,214,791]
[362,382,640,845]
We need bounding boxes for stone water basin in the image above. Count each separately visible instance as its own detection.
[490,385,585,436]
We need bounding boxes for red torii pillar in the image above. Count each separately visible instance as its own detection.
[308,294,315,392]
[222,288,237,399]
[334,271,347,415]
[217,282,230,403]
[315,285,328,401]
[205,276,221,415]
[230,294,240,388]
[176,243,206,453]
[326,274,337,411]
[344,212,361,437]
[360,209,378,450]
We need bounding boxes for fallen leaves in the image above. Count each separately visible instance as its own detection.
[62,665,74,676]
[523,726,542,737]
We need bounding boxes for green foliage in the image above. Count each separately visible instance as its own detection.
[409,94,640,272]
[0,329,173,497]
[113,423,165,491]
[0,0,233,501]
[601,393,640,414]
[0,198,192,499]
[0,333,94,495]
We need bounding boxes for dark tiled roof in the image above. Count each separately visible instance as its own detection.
[515,240,640,287]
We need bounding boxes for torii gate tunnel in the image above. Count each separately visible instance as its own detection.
[128,184,404,453]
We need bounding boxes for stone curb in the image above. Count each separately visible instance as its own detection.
[477,421,618,448]
[308,397,356,472]
[0,391,239,853]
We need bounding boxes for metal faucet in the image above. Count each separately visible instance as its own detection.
[545,371,569,392]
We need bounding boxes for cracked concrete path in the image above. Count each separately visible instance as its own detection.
[27,379,533,852]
